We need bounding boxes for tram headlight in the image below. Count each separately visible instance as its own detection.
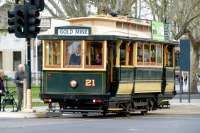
[69,80,78,88]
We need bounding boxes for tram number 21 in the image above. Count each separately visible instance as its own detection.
[85,79,95,87]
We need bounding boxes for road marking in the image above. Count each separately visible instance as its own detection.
[128,128,138,131]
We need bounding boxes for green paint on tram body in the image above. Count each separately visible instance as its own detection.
[42,71,107,95]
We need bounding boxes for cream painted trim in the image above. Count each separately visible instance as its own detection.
[61,40,64,68]
[135,65,163,68]
[103,40,107,70]
[82,40,85,69]
[134,82,161,93]
[134,42,137,67]
[68,16,150,26]
[165,82,175,92]
[43,67,106,71]
[116,40,122,67]
[42,40,45,70]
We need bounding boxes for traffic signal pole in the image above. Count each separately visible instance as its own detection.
[27,38,31,90]
[26,38,33,110]
[23,38,33,112]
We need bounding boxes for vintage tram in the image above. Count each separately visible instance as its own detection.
[39,16,177,115]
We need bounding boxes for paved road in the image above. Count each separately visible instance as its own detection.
[0,114,200,133]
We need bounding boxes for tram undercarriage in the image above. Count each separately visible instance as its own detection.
[42,92,173,116]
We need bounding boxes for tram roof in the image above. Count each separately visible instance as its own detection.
[38,35,178,45]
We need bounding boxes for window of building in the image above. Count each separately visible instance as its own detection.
[64,41,82,67]
[13,51,21,71]
[45,41,61,67]
[137,44,143,64]
[0,52,2,69]
[85,41,104,68]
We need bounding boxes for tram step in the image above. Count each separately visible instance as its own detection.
[108,108,124,111]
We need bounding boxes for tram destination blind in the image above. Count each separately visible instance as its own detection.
[57,27,90,36]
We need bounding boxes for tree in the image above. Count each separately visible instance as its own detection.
[45,0,136,18]
[146,0,200,92]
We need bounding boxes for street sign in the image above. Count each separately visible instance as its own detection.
[180,39,191,71]
[180,39,191,103]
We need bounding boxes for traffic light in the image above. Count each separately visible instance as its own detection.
[25,5,41,38]
[15,5,25,38]
[7,5,25,38]
[7,10,16,33]
[7,1,45,38]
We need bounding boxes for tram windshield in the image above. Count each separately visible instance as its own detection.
[64,41,82,67]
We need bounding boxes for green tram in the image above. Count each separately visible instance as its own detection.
[39,16,177,115]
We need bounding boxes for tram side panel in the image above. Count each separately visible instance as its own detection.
[134,68,162,94]
[112,67,175,97]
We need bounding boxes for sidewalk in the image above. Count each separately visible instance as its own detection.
[150,98,200,115]
[0,106,48,118]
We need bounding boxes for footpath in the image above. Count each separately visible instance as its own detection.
[151,99,200,115]
[0,98,200,118]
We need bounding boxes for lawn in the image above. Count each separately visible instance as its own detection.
[5,85,40,99]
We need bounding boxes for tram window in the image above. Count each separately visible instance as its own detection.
[131,24,137,30]
[128,44,133,65]
[85,41,103,67]
[64,41,82,67]
[120,44,126,65]
[45,41,61,66]
[137,44,143,64]
[150,45,156,64]
[144,45,150,64]
[156,45,162,64]
[116,22,123,29]
[166,46,173,67]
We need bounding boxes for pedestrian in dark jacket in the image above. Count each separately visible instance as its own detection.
[0,70,5,111]
[14,64,26,112]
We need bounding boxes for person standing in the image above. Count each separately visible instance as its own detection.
[0,70,5,111]
[14,64,26,112]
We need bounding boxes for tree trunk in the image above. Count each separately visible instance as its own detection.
[191,44,199,93]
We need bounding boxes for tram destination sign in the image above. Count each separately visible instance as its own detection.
[55,26,91,36]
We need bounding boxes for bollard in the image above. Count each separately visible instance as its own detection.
[22,79,33,112]
[26,89,32,110]
[23,79,27,110]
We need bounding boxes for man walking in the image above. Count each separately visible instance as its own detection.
[14,64,26,111]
